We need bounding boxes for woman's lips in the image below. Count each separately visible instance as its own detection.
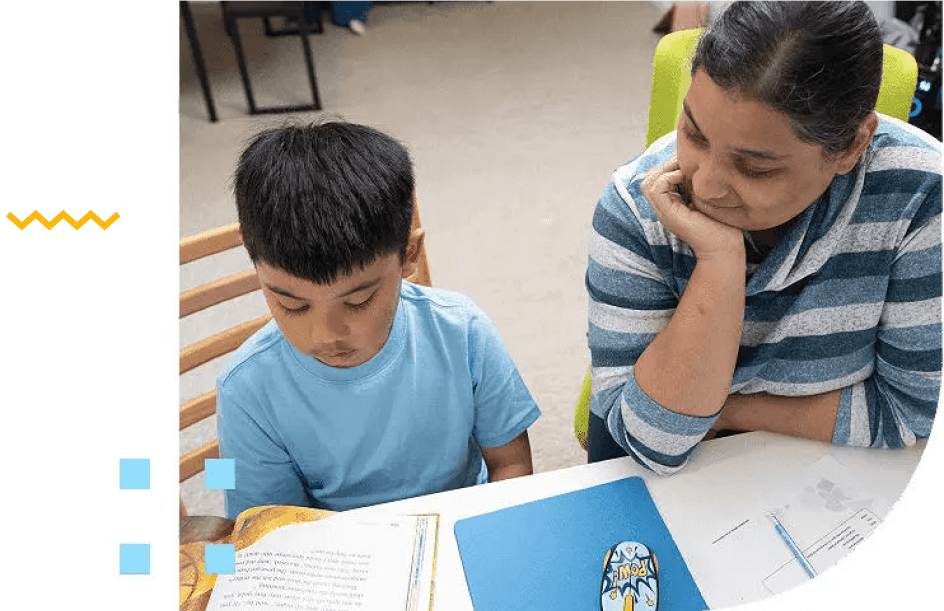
[694,197,738,211]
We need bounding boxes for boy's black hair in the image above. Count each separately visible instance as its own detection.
[234,121,415,285]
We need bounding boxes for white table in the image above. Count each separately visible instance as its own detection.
[345,431,926,610]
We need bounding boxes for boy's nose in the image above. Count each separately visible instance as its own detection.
[309,313,348,344]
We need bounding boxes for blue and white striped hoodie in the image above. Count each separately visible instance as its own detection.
[587,115,941,474]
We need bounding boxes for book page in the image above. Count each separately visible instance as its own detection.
[402,514,439,611]
[207,515,436,611]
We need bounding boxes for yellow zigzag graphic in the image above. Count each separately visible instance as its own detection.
[7,210,119,230]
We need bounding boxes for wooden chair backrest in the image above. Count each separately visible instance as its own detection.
[179,223,271,493]
[179,208,432,514]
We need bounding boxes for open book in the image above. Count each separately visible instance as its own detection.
[207,513,439,611]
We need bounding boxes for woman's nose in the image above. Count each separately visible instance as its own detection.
[690,156,730,202]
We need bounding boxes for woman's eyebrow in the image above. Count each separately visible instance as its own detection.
[734,147,785,162]
[683,99,785,161]
[682,100,702,133]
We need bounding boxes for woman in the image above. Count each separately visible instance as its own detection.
[586,1,941,470]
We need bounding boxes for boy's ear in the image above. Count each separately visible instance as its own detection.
[400,228,426,279]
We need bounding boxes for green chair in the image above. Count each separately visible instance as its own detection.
[574,29,919,451]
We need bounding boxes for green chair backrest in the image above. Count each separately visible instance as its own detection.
[574,31,919,452]
[644,29,918,148]
[645,29,701,148]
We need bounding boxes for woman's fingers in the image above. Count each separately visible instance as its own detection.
[642,164,689,220]
[653,169,686,197]
[641,155,743,260]
[642,157,683,195]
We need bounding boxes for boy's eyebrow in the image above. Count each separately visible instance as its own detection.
[336,277,382,298]
[681,100,785,162]
[265,284,304,300]
[265,277,382,301]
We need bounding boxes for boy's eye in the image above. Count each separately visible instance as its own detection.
[280,302,309,315]
[345,294,375,311]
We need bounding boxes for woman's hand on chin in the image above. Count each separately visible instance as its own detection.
[642,155,744,264]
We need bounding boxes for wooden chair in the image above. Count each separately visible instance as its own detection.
[180,208,432,520]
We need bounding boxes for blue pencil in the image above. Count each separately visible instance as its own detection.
[767,512,817,579]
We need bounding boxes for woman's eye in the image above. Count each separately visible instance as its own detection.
[739,165,779,179]
[682,126,708,147]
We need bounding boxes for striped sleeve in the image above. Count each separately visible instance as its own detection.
[833,182,942,448]
[587,180,717,475]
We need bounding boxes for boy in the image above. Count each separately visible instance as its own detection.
[217,121,541,519]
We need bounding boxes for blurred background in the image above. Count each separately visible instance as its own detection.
[179,1,941,517]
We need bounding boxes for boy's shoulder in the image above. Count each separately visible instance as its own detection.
[399,283,501,355]
[400,281,484,321]
[216,318,285,391]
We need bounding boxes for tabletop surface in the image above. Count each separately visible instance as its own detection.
[340,431,926,610]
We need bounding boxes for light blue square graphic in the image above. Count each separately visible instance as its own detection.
[205,544,236,574]
[120,543,151,575]
[204,458,235,490]
[119,458,150,490]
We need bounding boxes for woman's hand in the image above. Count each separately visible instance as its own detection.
[641,155,744,262]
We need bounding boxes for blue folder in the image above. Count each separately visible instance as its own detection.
[454,476,708,610]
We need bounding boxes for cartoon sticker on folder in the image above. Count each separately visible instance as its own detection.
[601,541,659,611]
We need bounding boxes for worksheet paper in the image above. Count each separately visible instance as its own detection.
[206,514,436,611]
[682,455,891,608]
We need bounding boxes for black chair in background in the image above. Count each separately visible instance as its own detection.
[181,1,218,122]
[221,1,324,114]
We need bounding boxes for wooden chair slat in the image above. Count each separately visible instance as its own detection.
[180,269,262,317]
[180,223,242,264]
[408,207,432,287]
[180,390,217,430]
[407,260,431,287]
[180,314,272,374]
[180,441,220,483]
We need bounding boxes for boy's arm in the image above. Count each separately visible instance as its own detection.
[481,431,533,482]
[466,303,541,481]
[217,385,311,519]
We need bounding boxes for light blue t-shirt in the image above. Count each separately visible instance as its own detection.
[217,282,541,518]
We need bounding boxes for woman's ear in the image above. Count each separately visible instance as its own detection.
[401,227,426,279]
[834,112,879,174]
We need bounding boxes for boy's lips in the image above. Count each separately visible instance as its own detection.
[313,348,356,362]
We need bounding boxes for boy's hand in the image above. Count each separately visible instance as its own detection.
[641,155,744,263]
[481,431,534,482]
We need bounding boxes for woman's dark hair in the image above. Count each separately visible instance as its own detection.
[691,1,883,155]
[234,121,415,285]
